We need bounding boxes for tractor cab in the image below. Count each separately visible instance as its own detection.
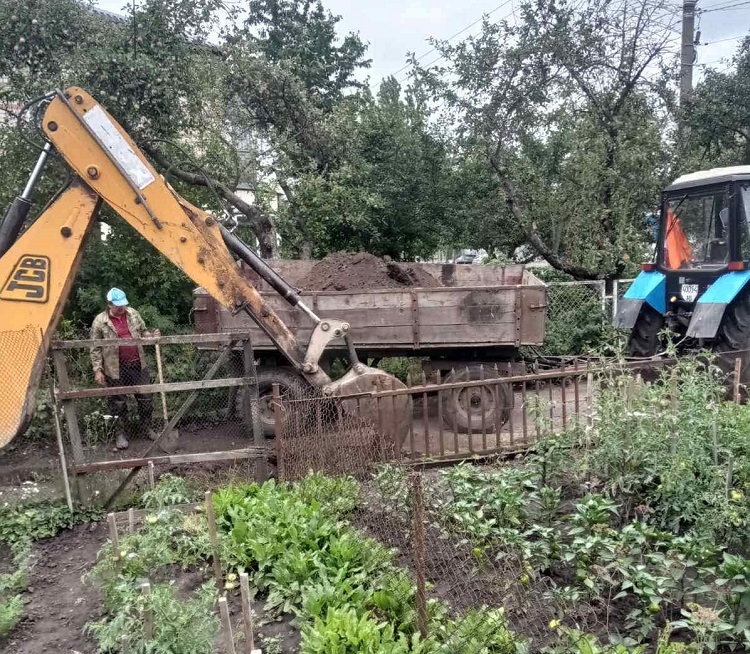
[616,166,750,355]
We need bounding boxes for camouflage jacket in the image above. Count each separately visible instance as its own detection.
[90,307,149,379]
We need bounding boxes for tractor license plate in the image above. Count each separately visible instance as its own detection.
[681,284,699,302]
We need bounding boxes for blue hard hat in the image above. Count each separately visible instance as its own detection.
[106,288,129,306]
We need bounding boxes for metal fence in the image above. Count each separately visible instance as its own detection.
[543,279,634,355]
[273,363,598,471]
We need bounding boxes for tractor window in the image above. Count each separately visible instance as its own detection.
[663,191,730,270]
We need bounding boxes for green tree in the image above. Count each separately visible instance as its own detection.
[278,78,455,259]
[0,0,271,327]
[414,0,676,279]
[687,34,750,167]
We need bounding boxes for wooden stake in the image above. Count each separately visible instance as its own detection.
[712,422,719,466]
[410,473,428,640]
[148,460,155,489]
[205,491,223,589]
[240,571,255,653]
[726,454,734,498]
[107,513,119,555]
[141,581,153,642]
[421,371,430,457]
[734,358,742,404]
[128,507,135,533]
[436,370,444,457]
[219,596,236,654]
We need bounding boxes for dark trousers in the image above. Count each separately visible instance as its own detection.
[106,361,153,434]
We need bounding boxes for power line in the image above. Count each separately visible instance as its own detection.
[702,34,746,44]
[383,0,516,81]
[395,5,522,85]
[699,0,750,13]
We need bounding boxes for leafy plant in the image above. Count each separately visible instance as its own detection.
[0,540,31,637]
[433,607,528,654]
[87,508,212,612]
[0,501,102,546]
[0,594,23,638]
[85,580,218,653]
[300,606,432,654]
[140,474,197,510]
[294,472,359,518]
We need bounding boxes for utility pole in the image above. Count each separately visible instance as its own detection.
[680,0,698,106]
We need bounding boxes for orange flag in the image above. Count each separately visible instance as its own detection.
[664,209,692,269]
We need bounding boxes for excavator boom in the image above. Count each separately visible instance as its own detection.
[0,87,410,449]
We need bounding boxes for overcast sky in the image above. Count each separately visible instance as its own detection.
[94,0,749,87]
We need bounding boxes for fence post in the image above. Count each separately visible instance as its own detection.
[50,375,73,511]
[410,472,428,640]
[52,349,88,505]
[612,280,619,321]
[243,337,267,482]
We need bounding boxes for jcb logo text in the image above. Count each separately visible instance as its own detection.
[0,256,50,303]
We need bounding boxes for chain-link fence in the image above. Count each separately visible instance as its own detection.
[273,387,613,652]
[543,279,636,356]
[542,281,606,355]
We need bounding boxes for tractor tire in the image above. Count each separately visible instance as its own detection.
[712,290,750,400]
[238,367,311,437]
[627,304,665,358]
[443,365,513,434]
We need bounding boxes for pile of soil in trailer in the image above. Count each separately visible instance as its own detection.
[297,252,442,291]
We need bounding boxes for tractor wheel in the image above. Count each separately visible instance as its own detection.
[712,290,750,399]
[627,305,665,358]
[443,365,513,433]
[238,367,311,437]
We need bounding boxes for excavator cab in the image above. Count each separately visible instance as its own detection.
[615,166,750,387]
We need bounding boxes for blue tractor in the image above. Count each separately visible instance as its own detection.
[615,166,750,388]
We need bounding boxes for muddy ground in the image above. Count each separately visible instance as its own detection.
[297,251,441,291]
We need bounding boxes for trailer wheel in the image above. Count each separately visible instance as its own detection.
[443,365,513,434]
[713,290,750,399]
[239,367,310,437]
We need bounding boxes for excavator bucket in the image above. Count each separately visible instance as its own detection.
[0,182,99,447]
[326,365,413,450]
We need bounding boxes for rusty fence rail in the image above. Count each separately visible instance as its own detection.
[272,356,684,472]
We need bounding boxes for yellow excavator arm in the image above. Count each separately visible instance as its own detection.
[0,86,408,449]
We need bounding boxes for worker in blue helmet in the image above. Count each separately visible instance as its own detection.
[89,288,161,449]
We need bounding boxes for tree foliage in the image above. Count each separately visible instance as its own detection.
[414,0,677,278]
[687,35,750,167]
[0,0,463,330]
[276,78,455,259]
